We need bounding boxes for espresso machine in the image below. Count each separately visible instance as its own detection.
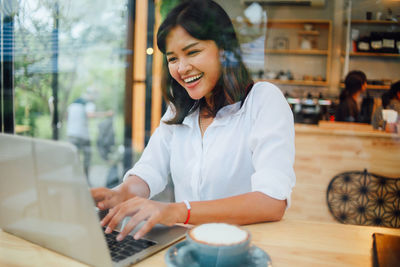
[286,93,333,124]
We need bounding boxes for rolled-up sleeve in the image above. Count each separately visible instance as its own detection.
[249,83,296,207]
[123,108,174,198]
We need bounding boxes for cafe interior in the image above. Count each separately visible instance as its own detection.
[1,0,400,266]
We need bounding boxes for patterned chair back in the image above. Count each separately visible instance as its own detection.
[327,169,400,228]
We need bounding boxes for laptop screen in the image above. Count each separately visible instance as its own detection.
[0,134,112,267]
[0,134,187,267]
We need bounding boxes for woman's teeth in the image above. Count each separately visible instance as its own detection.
[184,73,203,83]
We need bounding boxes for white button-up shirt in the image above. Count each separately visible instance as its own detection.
[124,82,295,206]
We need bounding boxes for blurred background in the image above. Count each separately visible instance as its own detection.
[1,0,399,190]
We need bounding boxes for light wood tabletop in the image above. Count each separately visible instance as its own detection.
[1,218,399,267]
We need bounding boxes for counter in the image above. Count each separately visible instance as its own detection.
[287,121,400,223]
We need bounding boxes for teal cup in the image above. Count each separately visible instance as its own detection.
[176,224,251,267]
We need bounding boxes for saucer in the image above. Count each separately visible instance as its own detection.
[165,241,272,267]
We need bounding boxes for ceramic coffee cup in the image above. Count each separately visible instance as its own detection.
[176,223,251,267]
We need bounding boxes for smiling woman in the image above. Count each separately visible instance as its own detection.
[156,0,253,124]
[91,0,295,242]
[165,27,221,102]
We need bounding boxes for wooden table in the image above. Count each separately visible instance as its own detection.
[1,219,399,267]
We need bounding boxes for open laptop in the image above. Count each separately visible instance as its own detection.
[0,133,186,267]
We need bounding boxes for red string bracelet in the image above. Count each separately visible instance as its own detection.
[183,200,191,224]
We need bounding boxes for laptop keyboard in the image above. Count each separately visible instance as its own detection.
[103,227,157,262]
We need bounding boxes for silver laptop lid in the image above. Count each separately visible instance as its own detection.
[0,133,112,267]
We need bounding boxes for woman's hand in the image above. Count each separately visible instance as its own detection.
[91,187,126,210]
[90,175,151,210]
[101,197,185,241]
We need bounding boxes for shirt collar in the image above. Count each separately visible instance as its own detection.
[182,108,199,128]
[181,101,244,128]
[215,101,243,119]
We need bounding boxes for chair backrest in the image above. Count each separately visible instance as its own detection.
[327,169,400,228]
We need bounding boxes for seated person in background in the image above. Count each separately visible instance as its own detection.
[335,70,367,122]
[371,81,400,130]
[91,0,295,241]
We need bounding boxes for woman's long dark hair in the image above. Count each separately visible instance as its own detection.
[382,80,400,108]
[339,70,367,101]
[157,0,253,124]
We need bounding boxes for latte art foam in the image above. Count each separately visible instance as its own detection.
[190,223,248,245]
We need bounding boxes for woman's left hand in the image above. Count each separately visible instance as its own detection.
[101,197,184,241]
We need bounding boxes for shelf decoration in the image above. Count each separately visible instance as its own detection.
[298,23,319,50]
[273,37,289,50]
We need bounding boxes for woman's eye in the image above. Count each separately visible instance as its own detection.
[188,50,199,56]
[167,57,177,63]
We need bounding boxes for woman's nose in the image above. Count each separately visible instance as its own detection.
[178,59,192,75]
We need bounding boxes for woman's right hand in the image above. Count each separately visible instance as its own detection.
[91,187,125,210]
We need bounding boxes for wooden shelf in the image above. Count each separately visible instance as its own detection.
[234,19,331,29]
[266,49,328,55]
[266,19,331,29]
[267,19,331,24]
[298,30,320,36]
[339,83,390,90]
[349,52,400,57]
[365,84,390,90]
[258,79,328,87]
[341,19,399,91]
[237,19,332,89]
[349,20,400,25]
